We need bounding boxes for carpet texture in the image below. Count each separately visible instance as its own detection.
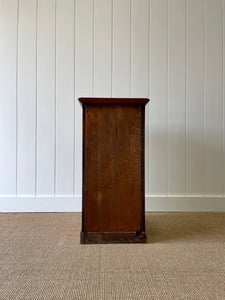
[0,212,224,300]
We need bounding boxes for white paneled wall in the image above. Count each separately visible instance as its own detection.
[37,0,55,195]
[186,0,204,195]
[17,0,36,195]
[0,0,225,212]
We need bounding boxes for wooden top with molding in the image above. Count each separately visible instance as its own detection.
[78,97,150,105]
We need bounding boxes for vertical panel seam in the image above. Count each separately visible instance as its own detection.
[92,0,94,96]
[54,0,57,196]
[148,0,150,99]
[16,0,19,196]
[35,0,38,196]
[203,0,206,197]
[166,0,169,196]
[111,0,113,97]
[185,0,187,195]
[148,0,151,195]
[73,0,76,196]
[129,0,132,97]
[222,0,225,196]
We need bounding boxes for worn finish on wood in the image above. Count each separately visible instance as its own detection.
[79,98,149,244]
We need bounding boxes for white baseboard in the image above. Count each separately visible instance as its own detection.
[0,195,224,212]
[0,196,82,212]
[145,196,225,212]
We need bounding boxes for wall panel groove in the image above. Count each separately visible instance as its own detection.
[222,0,225,196]
[184,0,187,196]
[203,0,206,196]
[148,0,151,199]
[204,0,223,195]
[15,0,19,195]
[35,0,38,195]
[54,0,57,196]
[73,0,76,196]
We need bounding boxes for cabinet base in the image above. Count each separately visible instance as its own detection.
[80,231,146,244]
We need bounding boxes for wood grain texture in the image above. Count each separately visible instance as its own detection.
[85,104,142,232]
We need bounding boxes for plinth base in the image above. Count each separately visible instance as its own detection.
[80,231,146,244]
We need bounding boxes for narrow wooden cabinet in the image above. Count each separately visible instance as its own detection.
[79,98,149,244]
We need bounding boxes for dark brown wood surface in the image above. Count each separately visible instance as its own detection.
[80,231,146,244]
[85,104,142,232]
[79,98,149,244]
[78,97,149,105]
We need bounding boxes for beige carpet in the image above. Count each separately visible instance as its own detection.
[0,212,224,300]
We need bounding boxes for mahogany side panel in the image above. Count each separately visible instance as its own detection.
[84,104,142,233]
